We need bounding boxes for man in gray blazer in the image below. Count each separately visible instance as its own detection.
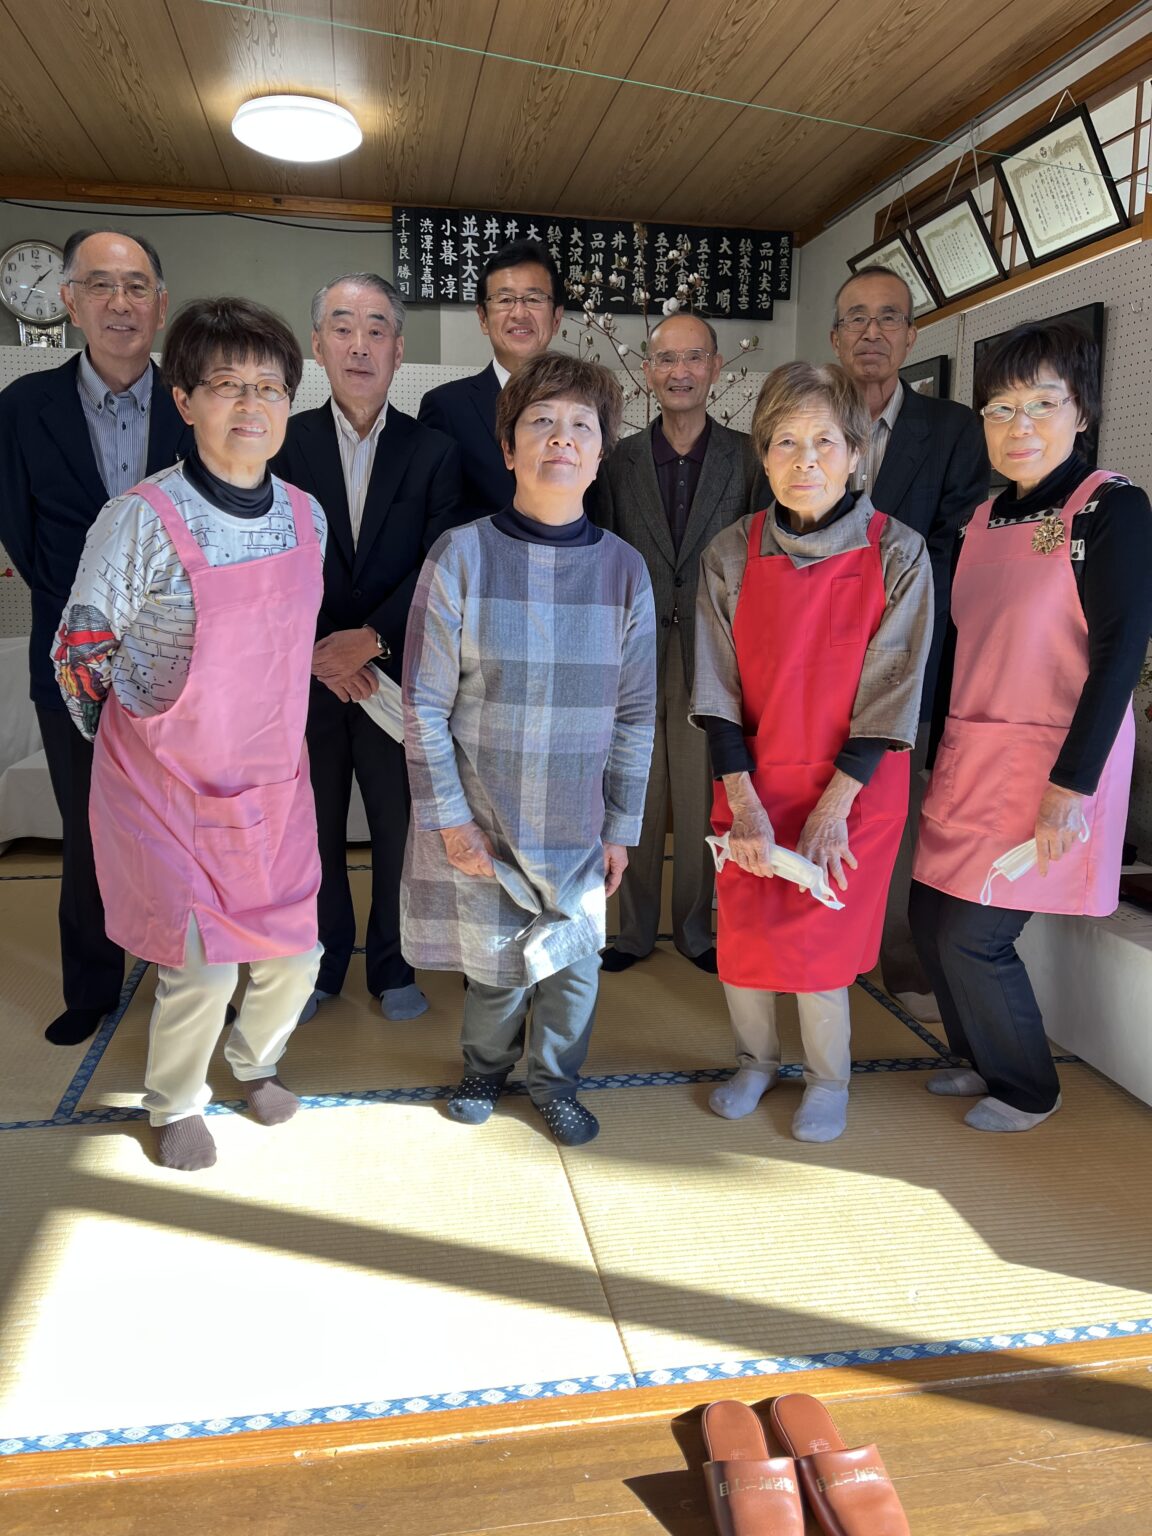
[594,313,757,973]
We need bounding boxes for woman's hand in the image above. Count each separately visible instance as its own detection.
[797,770,862,893]
[723,772,777,877]
[603,843,629,898]
[440,820,496,878]
[1034,782,1087,875]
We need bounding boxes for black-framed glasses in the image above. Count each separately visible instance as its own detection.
[483,290,555,311]
[197,378,290,403]
[67,277,160,303]
[834,310,910,333]
[979,395,1074,424]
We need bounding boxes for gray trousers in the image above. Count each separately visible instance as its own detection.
[461,952,601,1104]
[616,639,715,959]
[879,721,933,996]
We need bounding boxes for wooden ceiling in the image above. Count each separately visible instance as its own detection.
[0,0,1139,235]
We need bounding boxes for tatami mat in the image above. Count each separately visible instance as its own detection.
[0,842,65,880]
[558,1066,1152,1374]
[0,1100,629,1442]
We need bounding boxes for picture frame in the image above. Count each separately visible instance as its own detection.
[972,301,1105,489]
[911,192,1005,302]
[846,232,937,318]
[898,353,951,400]
[994,106,1129,266]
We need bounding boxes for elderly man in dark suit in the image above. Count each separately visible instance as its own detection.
[417,240,563,517]
[273,273,462,1023]
[831,264,989,1017]
[595,312,757,974]
[0,228,190,1045]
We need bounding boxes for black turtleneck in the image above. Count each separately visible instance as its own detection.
[491,502,603,547]
[933,453,1152,794]
[181,442,275,518]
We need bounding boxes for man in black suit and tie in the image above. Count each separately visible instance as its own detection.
[831,265,988,1017]
[596,312,757,975]
[273,273,462,1023]
[0,228,190,1045]
[417,240,563,516]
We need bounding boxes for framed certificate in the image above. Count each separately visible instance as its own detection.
[995,106,1129,265]
[846,232,936,318]
[911,193,1005,301]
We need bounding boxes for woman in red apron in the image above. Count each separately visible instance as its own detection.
[692,362,933,1142]
[911,321,1152,1132]
[54,299,326,1171]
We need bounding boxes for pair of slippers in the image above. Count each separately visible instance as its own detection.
[702,1395,909,1535]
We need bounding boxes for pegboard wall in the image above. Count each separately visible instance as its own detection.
[0,350,767,640]
[903,239,1152,857]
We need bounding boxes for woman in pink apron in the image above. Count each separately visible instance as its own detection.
[54,298,327,1170]
[912,321,1152,1132]
[692,363,933,1142]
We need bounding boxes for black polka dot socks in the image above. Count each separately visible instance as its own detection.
[536,1096,599,1147]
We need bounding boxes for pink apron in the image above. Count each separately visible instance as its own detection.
[711,509,910,991]
[90,479,323,967]
[914,469,1135,916]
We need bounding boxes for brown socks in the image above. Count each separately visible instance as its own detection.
[245,1075,301,1126]
[155,1117,217,1171]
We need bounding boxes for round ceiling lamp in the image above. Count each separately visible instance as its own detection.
[231,95,362,163]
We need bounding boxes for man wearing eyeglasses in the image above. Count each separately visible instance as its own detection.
[0,228,190,1045]
[273,274,463,1025]
[417,240,563,516]
[595,312,757,976]
[831,264,988,1018]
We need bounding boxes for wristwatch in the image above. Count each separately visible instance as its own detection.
[370,628,391,662]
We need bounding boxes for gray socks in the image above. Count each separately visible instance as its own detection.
[156,1117,217,1171]
[709,1066,780,1120]
[245,1076,301,1126]
[381,984,430,1021]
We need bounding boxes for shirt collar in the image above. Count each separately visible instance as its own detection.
[492,359,512,390]
[877,379,904,434]
[651,413,711,466]
[331,396,388,444]
[78,349,153,413]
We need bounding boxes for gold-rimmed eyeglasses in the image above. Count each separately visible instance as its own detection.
[196,378,290,403]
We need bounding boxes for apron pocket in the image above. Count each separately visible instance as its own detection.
[193,779,297,914]
[925,718,1065,840]
[829,573,863,646]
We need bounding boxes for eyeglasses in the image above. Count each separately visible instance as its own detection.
[979,395,1074,424]
[649,348,715,370]
[834,310,910,334]
[197,378,290,403]
[484,291,555,311]
[67,277,160,303]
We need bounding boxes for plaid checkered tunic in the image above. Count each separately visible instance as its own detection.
[400,517,656,987]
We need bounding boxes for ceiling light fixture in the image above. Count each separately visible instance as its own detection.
[231,95,362,163]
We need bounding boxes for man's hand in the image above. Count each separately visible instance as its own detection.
[1034,782,1087,876]
[440,820,496,878]
[320,666,379,704]
[603,842,629,898]
[722,772,776,877]
[312,627,381,680]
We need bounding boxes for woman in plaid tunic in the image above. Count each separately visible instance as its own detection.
[401,354,656,1145]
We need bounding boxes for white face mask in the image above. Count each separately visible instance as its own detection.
[706,832,846,911]
[979,825,1091,906]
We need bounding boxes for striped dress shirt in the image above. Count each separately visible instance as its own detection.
[332,398,389,545]
[76,350,152,499]
[855,379,904,496]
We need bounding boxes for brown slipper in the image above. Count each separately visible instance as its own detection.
[700,1400,804,1535]
[769,1393,909,1536]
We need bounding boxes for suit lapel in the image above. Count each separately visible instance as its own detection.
[871,390,931,515]
[355,408,419,574]
[629,425,677,568]
[678,426,737,568]
[39,357,107,505]
[468,362,501,441]
[295,406,355,569]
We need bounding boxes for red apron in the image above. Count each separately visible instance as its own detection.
[712,509,909,991]
[90,479,323,967]
[914,469,1135,915]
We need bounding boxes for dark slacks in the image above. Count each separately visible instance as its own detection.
[306,684,413,997]
[909,880,1060,1113]
[35,704,125,1012]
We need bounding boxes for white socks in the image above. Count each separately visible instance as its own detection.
[709,1066,779,1120]
[792,1086,849,1143]
[965,1094,1062,1132]
[927,1067,988,1097]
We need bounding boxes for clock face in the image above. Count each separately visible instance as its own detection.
[0,242,68,326]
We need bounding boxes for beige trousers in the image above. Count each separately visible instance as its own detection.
[142,916,322,1125]
[722,982,852,1092]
